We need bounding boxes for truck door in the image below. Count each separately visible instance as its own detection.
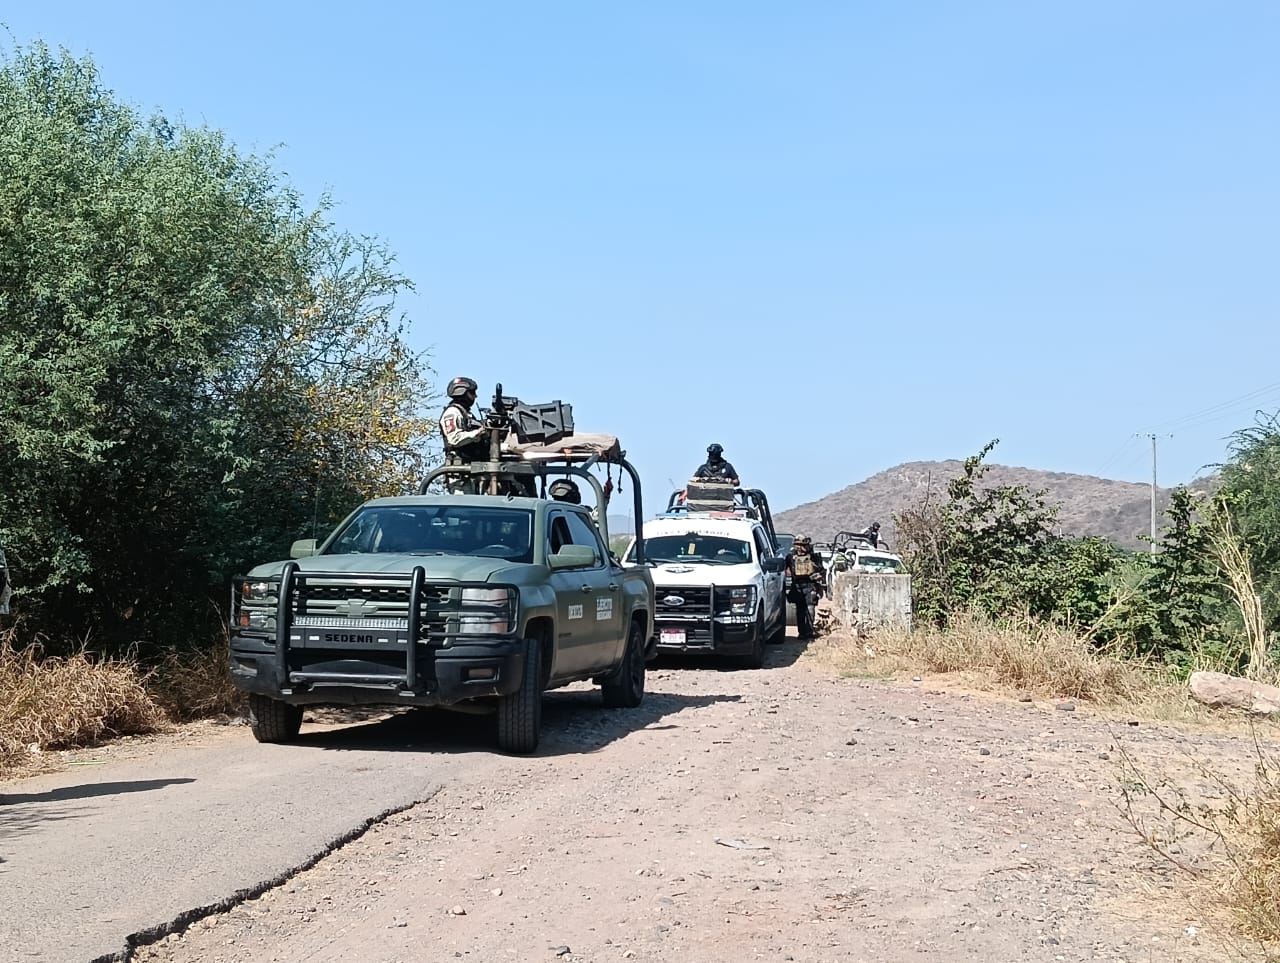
[563,509,621,671]
[754,525,784,627]
[546,509,614,675]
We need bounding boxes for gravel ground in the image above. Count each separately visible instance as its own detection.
[120,635,1275,963]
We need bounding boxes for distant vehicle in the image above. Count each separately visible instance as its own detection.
[825,530,906,580]
[622,480,787,668]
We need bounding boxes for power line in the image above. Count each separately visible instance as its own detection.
[1143,381,1280,434]
[1094,433,1142,477]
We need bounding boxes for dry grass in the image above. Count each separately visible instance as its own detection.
[1117,738,1280,957]
[146,639,245,722]
[1228,759,1280,948]
[805,611,1166,705]
[0,630,245,778]
[0,630,168,774]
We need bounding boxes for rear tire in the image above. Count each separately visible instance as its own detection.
[602,619,646,708]
[496,638,542,754]
[247,694,303,744]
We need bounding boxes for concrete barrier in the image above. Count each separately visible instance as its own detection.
[830,572,912,631]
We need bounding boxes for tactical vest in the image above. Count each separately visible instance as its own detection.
[791,553,816,577]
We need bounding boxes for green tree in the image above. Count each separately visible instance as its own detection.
[0,42,433,647]
[894,440,1119,628]
[1102,488,1232,667]
[1218,413,1280,635]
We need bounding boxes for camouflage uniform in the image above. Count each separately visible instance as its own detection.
[439,399,488,464]
[439,398,487,493]
[786,537,824,639]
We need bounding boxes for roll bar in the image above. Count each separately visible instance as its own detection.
[419,457,646,564]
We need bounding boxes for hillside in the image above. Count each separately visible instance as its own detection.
[773,461,1219,552]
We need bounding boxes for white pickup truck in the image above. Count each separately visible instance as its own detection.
[622,485,788,669]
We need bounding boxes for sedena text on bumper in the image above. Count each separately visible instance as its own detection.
[229,632,526,706]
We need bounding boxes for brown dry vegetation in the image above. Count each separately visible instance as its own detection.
[803,612,1175,709]
[0,631,167,772]
[0,631,241,777]
[146,640,246,722]
[1118,739,1280,957]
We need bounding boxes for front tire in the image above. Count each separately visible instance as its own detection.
[602,619,646,708]
[766,596,787,645]
[247,693,303,743]
[737,609,766,670]
[496,638,542,754]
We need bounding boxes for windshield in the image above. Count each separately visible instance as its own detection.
[775,533,795,554]
[858,555,902,571]
[629,533,753,565]
[324,505,535,563]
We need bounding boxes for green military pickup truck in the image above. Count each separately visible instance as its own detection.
[229,443,653,754]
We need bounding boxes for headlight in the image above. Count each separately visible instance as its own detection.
[455,587,516,635]
[241,581,275,602]
[234,579,278,633]
[729,586,756,616]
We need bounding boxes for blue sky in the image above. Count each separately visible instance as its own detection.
[4,2,1278,521]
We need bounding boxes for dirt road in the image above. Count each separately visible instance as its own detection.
[4,634,1272,963]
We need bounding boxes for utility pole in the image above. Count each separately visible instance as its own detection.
[1147,432,1158,555]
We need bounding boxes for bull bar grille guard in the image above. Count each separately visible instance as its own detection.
[232,562,521,693]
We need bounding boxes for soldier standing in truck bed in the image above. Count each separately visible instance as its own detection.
[438,376,491,492]
[692,443,740,486]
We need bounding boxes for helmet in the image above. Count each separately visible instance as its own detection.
[548,479,581,504]
[447,376,478,399]
[794,534,812,546]
[707,443,724,457]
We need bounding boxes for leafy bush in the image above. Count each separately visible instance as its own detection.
[0,43,433,650]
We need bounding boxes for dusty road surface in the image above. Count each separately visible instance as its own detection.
[2,633,1273,963]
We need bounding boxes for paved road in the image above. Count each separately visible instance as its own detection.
[0,716,447,963]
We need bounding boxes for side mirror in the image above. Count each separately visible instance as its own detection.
[290,539,318,559]
[763,556,786,573]
[549,544,597,570]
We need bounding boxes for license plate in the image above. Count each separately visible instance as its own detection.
[659,629,686,646]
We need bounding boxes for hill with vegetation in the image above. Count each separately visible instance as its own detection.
[773,461,1219,552]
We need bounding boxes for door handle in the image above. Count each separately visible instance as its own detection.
[607,583,619,592]
[581,585,594,593]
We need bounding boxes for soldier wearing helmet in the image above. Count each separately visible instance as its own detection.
[692,443,740,486]
[548,479,582,504]
[549,476,611,525]
[785,534,825,640]
[438,376,488,490]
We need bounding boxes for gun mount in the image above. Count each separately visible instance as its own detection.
[422,384,644,562]
[663,483,779,550]
[484,383,575,446]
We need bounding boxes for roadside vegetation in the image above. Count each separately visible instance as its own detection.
[810,428,1280,954]
[0,42,430,770]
